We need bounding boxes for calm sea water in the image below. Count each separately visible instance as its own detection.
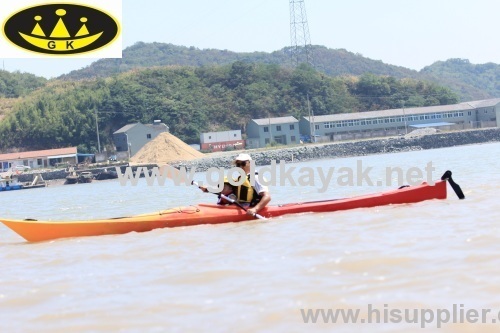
[1,142,499,333]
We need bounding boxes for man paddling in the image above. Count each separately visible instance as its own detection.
[232,153,271,216]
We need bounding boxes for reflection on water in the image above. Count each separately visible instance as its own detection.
[1,143,499,332]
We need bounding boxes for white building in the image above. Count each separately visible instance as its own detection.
[299,98,500,141]
[0,147,79,171]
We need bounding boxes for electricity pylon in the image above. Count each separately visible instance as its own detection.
[289,0,313,67]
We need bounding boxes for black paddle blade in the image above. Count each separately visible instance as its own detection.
[441,170,465,200]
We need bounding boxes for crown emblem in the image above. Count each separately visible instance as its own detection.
[3,4,120,55]
[18,8,103,52]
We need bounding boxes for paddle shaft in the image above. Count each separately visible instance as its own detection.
[219,193,267,220]
[192,181,266,220]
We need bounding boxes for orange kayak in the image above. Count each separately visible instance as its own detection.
[0,180,451,242]
[0,179,453,242]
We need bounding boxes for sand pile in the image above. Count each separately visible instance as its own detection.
[130,132,204,164]
[405,128,438,138]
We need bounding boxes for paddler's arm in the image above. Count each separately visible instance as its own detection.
[247,192,271,217]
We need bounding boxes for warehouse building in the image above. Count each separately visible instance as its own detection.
[246,116,300,149]
[299,98,499,142]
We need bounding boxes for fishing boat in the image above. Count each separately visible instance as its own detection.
[0,167,27,191]
[65,167,79,185]
[0,171,464,242]
[0,169,48,191]
[65,167,93,184]
[78,171,94,183]
[94,168,118,180]
[0,174,23,191]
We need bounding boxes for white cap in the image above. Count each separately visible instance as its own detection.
[234,153,252,162]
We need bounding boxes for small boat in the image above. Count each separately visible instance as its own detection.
[78,171,93,183]
[0,170,24,191]
[65,175,78,184]
[94,169,118,180]
[0,172,464,242]
[0,169,48,191]
[0,176,23,191]
[65,167,79,185]
[65,168,93,184]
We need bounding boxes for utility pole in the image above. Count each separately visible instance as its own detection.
[402,101,408,135]
[95,109,101,153]
[307,94,315,142]
[268,112,273,145]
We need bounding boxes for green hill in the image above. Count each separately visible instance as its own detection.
[0,70,48,121]
[59,42,499,100]
[1,42,497,152]
[0,70,47,98]
[421,58,500,101]
[61,43,420,80]
[0,63,458,152]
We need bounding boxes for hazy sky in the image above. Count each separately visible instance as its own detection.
[2,0,499,79]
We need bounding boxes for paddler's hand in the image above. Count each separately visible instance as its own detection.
[246,208,258,217]
[199,186,208,193]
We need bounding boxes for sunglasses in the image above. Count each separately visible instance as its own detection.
[235,161,246,167]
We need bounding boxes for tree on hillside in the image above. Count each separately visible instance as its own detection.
[0,64,459,151]
[0,70,47,98]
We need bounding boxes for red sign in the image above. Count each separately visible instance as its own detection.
[201,140,245,152]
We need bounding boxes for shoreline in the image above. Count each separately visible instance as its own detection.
[172,127,500,171]
[14,128,500,184]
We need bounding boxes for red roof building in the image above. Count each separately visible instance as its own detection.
[0,147,78,171]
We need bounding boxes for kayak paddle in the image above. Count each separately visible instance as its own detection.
[218,193,267,220]
[441,170,465,200]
